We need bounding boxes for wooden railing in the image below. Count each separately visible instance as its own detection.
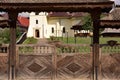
[100,44,120,54]
[17,44,55,55]
[0,44,9,53]
[0,44,8,79]
[0,43,120,55]
[56,44,92,54]
[0,44,92,54]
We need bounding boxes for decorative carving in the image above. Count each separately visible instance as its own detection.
[66,63,81,73]
[107,40,117,46]
[27,62,42,73]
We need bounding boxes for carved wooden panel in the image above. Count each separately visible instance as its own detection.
[56,54,92,80]
[101,53,120,80]
[0,53,8,80]
[17,55,53,80]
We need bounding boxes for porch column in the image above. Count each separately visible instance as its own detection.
[90,8,101,80]
[8,10,18,80]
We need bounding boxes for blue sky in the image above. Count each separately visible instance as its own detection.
[111,0,120,5]
[115,0,120,5]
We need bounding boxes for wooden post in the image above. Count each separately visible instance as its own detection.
[8,10,18,80]
[90,8,101,80]
[99,45,102,80]
[52,46,57,80]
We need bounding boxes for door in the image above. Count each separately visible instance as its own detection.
[35,29,40,38]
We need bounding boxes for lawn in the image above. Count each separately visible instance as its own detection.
[48,37,120,54]
[23,37,38,44]
[55,37,120,44]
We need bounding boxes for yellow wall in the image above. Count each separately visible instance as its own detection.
[48,17,81,37]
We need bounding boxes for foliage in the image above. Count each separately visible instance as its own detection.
[16,27,22,40]
[19,46,34,54]
[0,28,10,43]
[82,14,93,31]
[23,37,37,44]
[81,14,106,31]
[50,36,56,41]
[0,27,22,44]
[49,36,61,41]
[55,37,120,44]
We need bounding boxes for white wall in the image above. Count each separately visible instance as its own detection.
[27,12,82,39]
[27,12,48,38]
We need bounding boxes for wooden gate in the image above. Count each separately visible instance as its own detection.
[56,54,92,80]
[1,43,120,80]
[100,41,120,80]
[0,45,8,80]
[16,44,92,80]
[16,44,55,80]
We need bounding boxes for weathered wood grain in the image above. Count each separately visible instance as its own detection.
[0,53,8,80]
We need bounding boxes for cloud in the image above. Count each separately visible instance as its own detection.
[114,0,120,5]
[18,12,30,17]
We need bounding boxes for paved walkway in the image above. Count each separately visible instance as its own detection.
[37,39,48,44]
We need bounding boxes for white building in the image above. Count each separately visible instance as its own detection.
[27,12,84,39]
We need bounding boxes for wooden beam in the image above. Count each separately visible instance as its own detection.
[0,20,9,28]
[100,20,120,29]
[91,8,101,80]
[8,10,18,80]
[0,2,113,12]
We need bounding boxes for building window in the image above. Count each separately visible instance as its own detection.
[35,29,40,38]
[63,27,66,33]
[36,20,38,24]
[52,27,54,33]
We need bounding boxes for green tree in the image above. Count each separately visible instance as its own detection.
[0,28,10,43]
[82,13,106,31]
[82,14,93,31]
[0,27,22,44]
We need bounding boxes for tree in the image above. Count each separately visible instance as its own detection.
[0,27,21,44]
[82,14,93,31]
[0,28,10,43]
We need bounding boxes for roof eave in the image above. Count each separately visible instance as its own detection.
[0,2,114,12]
[100,20,120,29]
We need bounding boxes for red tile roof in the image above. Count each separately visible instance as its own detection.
[0,14,29,28]
[17,16,29,28]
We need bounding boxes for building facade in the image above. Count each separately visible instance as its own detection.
[27,12,83,39]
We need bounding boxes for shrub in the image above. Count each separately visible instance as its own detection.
[23,37,37,44]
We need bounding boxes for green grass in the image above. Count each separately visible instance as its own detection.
[18,37,37,54]
[54,37,120,44]
[48,37,120,54]
[18,37,120,54]
[23,37,38,44]
[100,37,120,44]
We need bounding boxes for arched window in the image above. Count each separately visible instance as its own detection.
[36,20,38,24]
[52,27,54,33]
[63,27,66,33]
[35,29,40,38]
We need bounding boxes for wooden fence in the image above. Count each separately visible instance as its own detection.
[16,44,92,80]
[0,44,120,80]
[56,44,92,54]
[101,44,120,54]
[0,44,8,80]
[100,44,120,80]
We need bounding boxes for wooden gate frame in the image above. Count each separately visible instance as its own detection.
[0,1,114,80]
[99,41,120,80]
